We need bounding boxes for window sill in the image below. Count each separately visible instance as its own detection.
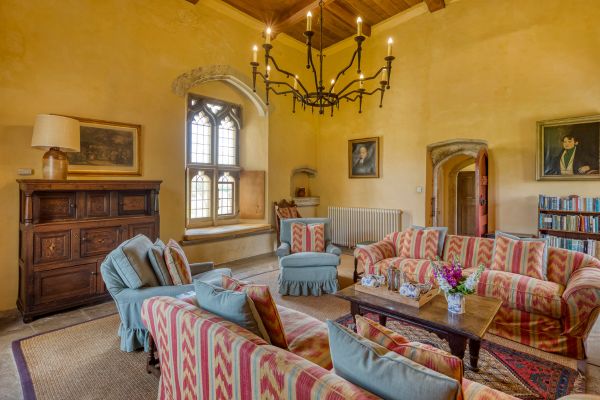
[182,223,273,245]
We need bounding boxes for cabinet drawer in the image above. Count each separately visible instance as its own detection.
[33,263,96,305]
[33,230,72,264]
[84,191,111,218]
[34,192,76,223]
[81,226,121,257]
[118,191,149,216]
[128,222,156,240]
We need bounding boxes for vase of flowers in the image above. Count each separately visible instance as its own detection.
[433,257,485,314]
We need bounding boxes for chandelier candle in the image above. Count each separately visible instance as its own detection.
[387,38,393,56]
[250,0,395,115]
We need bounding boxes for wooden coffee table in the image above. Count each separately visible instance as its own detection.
[334,285,502,371]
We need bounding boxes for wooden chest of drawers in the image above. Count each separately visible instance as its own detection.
[17,180,161,322]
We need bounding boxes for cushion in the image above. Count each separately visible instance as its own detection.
[497,231,549,279]
[443,235,494,269]
[194,280,271,343]
[327,320,462,400]
[388,231,408,257]
[109,234,158,289]
[491,232,547,280]
[148,239,173,286]
[290,222,325,253]
[222,276,288,349]
[476,270,564,319]
[279,252,340,268]
[163,239,192,285]
[355,315,463,382]
[400,228,441,260]
[410,225,448,257]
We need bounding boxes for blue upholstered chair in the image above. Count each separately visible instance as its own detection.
[101,234,232,352]
[277,218,341,296]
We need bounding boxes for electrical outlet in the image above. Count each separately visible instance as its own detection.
[416,186,423,193]
[17,168,34,176]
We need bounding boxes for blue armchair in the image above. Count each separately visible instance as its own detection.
[101,234,231,352]
[277,218,341,296]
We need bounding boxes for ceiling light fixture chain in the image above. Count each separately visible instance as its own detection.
[250,1,395,116]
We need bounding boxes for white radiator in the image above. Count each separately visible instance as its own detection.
[328,206,402,247]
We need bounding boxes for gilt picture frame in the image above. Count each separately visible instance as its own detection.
[348,137,380,178]
[536,115,600,181]
[63,116,142,176]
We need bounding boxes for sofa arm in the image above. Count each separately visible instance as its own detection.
[326,243,342,256]
[276,242,291,257]
[562,266,600,337]
[353,239,396,275]
[190,261,214,275]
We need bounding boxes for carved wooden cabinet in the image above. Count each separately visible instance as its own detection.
[17,180,161,322]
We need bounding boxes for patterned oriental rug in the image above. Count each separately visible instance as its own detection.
[337,313,585,400]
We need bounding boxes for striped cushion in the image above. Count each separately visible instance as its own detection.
[162,239,192,285]
[290,223,325,253]
[400,228,440,260]
[491,234,546,280]
[222,275,289,350]
[388,231,408,257]
[476,270,564,319]
[443,235,494,269]
[355,315,464,382]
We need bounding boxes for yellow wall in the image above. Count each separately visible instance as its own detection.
[316,0,600,232]
[0,0,317,310]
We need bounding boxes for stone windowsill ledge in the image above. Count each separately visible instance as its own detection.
[182,223,273,244]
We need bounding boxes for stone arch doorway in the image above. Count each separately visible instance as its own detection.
[426,140,489,237]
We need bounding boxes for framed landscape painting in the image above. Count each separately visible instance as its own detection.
[348,137,380,178]
[537,115,600,180]
[65,117,141,176]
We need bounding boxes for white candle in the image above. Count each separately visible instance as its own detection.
[382,68,388,82]
[294,75,298,90]
[356,17,363,36]
[330,79,335,93]
[307,11,312,31]
[359,74,364,89]
[252,45,258,63]
[266,65,271,78]
[387,37,393,57]
[265,27,271,44]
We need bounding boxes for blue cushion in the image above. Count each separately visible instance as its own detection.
[192,268,232,287]
[194,281,270,342]
[411,225,448,257]
[148,239,173,286]
[279,252,340,268]
[327,320,461,400]
[495,231,549,279]
[109,234,158,289]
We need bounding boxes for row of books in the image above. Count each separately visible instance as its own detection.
[541,234,599,257]
[539,213,600,233]
[539,195,600,212]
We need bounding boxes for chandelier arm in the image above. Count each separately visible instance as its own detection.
[267,80,305,97]
[306,46,320,91]
[336,66,387,97]
[339,87,382,102]
[328,49,359,94]
[266,56,310,96]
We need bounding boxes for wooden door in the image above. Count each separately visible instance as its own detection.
[475,148,489,237]
[457,171,476,236]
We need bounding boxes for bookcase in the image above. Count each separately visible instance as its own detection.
[538,195,600,257]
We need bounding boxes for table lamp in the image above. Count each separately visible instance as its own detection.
[31,114,80,180]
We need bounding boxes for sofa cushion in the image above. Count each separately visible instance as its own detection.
[491,233,547,280]
[476,270,564,319]
[355,315,464,382]
[110,234,158,289]
[290,222,325,253]
[277,305,333,369]
[327,320,462,400]
[443,235,494,269]
[400,227,440,260]
[279,252,340,268]
[148,239,173,286]
[222,275,289,350]
[194,281,271,343]
[409,225,448,257]
[163,239,192,285]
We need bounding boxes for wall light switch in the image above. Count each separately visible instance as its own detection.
[17,168,34,176]
[416,186,423,193]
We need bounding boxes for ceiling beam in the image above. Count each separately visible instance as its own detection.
[424,0,445,12]
[185,0,199,4]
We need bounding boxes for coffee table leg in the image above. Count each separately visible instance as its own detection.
[468,339,481,372]
[447,334,467,360]
[353,257,358,283]
[378,315,387,326]
[350,301,361,328]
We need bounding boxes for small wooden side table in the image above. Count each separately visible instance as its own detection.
[353,241,376,282]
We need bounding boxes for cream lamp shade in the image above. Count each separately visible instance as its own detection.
[31,114,80,152]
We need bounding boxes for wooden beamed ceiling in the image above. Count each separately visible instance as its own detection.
[187,0,445,48]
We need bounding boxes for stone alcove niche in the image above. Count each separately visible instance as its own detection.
[290,167,319,207]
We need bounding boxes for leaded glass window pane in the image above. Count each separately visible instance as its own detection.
[190,111,211,164]
[190,172,211,218]
[217,173,234,215]
[218,116,236,165]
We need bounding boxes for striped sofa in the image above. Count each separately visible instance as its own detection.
[141,295,516,399]
[355,233,600,359]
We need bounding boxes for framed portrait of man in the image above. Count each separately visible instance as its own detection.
[348,137,380,178]
[537,115,600,180]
